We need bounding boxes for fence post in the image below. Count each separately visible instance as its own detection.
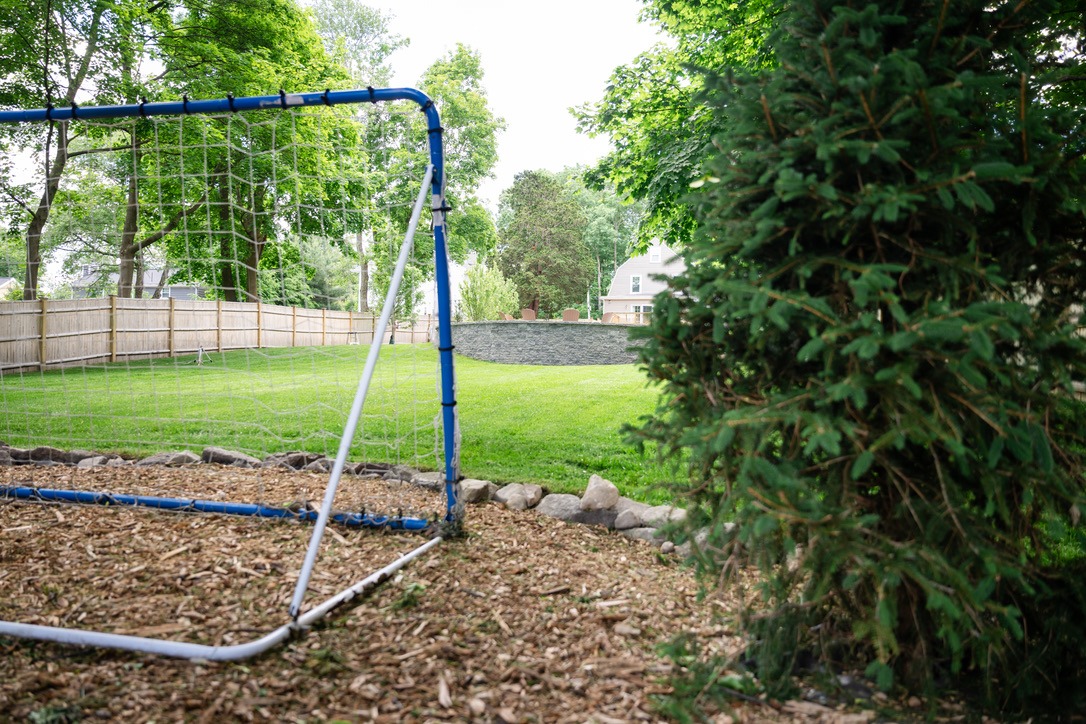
[256,301,262,349]
[38,297,48,371]
[321,308,326,346]
[291,306,297,347]
[216,299,223,352]
[168,297,176,357]
[109,295,118,363]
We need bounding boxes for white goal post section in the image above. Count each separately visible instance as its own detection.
[0,88,462,659]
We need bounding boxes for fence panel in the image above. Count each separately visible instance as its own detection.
[0,297,434,372]
[172,300,219,356]
[115,298,170,361]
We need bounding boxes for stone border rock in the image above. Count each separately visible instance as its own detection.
[1,443,701,556]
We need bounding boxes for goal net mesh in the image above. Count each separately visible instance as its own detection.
[0,95,453,523]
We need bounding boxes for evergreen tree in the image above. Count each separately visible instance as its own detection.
[637,0,1086,711]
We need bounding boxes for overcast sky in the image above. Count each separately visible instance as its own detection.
[362,0,662,208]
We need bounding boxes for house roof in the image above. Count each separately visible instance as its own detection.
[603,241,685,300]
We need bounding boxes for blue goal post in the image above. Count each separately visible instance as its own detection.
[0,88,462,660]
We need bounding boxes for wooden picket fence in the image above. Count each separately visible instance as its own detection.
[0,297,434,373]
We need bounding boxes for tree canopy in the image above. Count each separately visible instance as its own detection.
[574,0,777,250]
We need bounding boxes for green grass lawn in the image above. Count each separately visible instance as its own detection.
[0,345,679,500]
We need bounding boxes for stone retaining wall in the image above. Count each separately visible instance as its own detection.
[451,320,642,366]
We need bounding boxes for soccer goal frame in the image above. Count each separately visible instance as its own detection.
[0,88,461,660]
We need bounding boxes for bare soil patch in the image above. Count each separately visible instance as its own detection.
[0,464,754,722]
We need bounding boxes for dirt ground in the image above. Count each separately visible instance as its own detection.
[0,464,744,722]
[0,464,893,723]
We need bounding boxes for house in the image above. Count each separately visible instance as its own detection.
[601,241,685,324]
[71,266,207,300]
[0,276,20,299]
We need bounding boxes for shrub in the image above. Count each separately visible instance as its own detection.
[635,0,1086,712]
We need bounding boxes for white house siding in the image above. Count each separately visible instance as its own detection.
[601,242,684,323]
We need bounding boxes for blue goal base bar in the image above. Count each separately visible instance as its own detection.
[0,485,431,531]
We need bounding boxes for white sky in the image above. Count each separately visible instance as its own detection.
[363,0,662,208]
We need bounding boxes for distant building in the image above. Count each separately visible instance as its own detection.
[71,267,207,300]
[0,276,19,298]
[601,241,685,324]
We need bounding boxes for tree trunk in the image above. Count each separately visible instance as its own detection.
[150,263,169,299]
[217,179,238,302]
[21,4,105,299]
[241,186,266,302]
[23,123,70,299]
[117,164,140,298]
[356,230,370,312]
[133,249,146,298]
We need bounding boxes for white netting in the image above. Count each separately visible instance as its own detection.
[0,99,449,521]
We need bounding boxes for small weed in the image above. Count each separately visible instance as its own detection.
[652,634,761,723]
[29,704,82,724]
[391,583,426,610]
[306,647,347,676]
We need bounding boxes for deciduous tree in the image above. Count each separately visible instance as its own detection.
[497,170,592,316]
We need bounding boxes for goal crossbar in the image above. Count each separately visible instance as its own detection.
[0,87,462,660]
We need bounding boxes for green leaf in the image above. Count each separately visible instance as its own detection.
[968,330,995,360]
[797,336,826,362]
[753,515,779,536]
[851,450,875,479]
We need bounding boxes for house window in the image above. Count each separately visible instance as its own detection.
[649,249,661,263]
[630,274,642,294]
[633,304,653,324]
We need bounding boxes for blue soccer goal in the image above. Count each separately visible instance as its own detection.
[0,89,461,659]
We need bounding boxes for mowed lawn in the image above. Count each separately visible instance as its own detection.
[0,345,678,499]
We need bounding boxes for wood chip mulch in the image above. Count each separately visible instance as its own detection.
[0,464,769,723]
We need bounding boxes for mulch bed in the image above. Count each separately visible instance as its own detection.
[0,464,767,722]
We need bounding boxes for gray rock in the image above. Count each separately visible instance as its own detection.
[494,484,526,506]
[487,481,500,499]
[614,509,642,530]
[495,484,527,512]
[137,451,200,467]
[28,446,68,463]
[352,461,392,476]
[459,479,491,504]
[27,447,101,465]
[106,456,133,467]
[383,464,419,482]
[0,449,12,466]
[522,484,544,508]
[202,446,261,467]
[263,451,323,470]
[302,458,332,472]
[615,497,650,518]
[580,474,620,511]
[412,471,442,490]
[503,491,530,511]
[535,493,582,521]
[76,455,110,468]
[620,527,662,544]
[660,541,676,554]
[4,446,31,462]
[641,505,687,528]
[571,508,619,528]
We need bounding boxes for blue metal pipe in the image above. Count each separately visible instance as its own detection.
[0,486,429,531]
[420,96,462,521]
[0,88,432,124]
